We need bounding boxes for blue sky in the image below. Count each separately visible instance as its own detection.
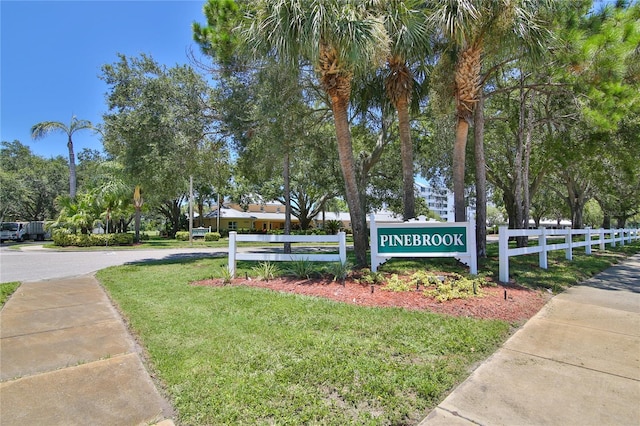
[1,0,207,159]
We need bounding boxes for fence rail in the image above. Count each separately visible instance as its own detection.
[228,232,347,277]
[499,226,640,283]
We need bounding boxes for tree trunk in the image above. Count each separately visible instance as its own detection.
[397,97,415,220]
[67,136,77,199]
[453,44,481,223]
[283,151,291,254]
[453,118,469,222]
[331,93,367,267]
[522,90,535,237]
[134,207,141,243]
[514,75,526,247]
[474,92,487,258]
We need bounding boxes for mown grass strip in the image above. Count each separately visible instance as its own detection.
[97,258,509,425]
[0,282,21,306]
[97,241,639,424]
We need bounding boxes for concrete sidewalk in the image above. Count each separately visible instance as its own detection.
[0,275,174,426]
[421,253,640,426]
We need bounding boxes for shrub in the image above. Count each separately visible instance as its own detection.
[252,262,280,281]
[354,268,385,285]
[175,231,190,241]
[284,258,317,279]
[382,274,414,292]
[205,232,221,241]
[424,273,489,302]
[218,266,232,284]
[324,220,342,235]
[52,229,133,247]
[324,261,352,282]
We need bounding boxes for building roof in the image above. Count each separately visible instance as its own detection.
[203,206,254,219]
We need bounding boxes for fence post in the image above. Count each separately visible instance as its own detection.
[620,229,626,246]
[338,231,347,265]
[539,226,548,269]
[565,227,573,261]
[599,228,605,250]
[611,229,616,247]
[228,231,237,278]
[370,214,380,272]
[585,227,591,255]
[468,220,477,275]
[499,226,509,283]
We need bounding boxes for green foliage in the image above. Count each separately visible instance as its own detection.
[175,231,190,241]
[204,232,221,241]
[52,229,134,247]
[354,268,385,285]
[324,219,342,235]
[284,258,317,279]
[324,261,352,282]
[0,140,68,222]
[424,273,491,302]
[382,274,414,292]
[1,282,21,306]
[218,265,233,284]
[409,270,442,288]
[252,261,280,281]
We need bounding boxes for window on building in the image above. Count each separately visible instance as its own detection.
[229,221,237,230]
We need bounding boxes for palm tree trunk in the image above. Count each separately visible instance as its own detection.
[67,136,77,199]
[474,92,487,258]
[331,93,367,267]
[397,97,415,220]
[453,118,469,222]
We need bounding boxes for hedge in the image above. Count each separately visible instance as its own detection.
[53,230,134,247]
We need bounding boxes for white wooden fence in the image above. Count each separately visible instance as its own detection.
[499,226,640,283]
[228,231,347,277]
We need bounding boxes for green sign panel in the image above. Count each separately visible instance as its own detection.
[377,226,467,254]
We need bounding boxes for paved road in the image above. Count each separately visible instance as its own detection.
[0,243,224,283]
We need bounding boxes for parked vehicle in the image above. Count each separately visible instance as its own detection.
[0,222,26,242]
[0,221,49,242]
[23,221,49,241]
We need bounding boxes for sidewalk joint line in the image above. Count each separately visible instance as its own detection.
[503,348,640,382]
[0,318,120,340]
[436,406,484,425]
[536,317,640,338]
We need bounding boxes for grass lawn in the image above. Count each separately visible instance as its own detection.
[96,240,640,424]
[97,257,510,425]
[0,282,21,307]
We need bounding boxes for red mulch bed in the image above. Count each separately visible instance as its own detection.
[191,274,551,323]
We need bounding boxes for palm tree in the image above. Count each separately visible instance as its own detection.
[428,0,549,222]
[243,0,390,267]
[31,116,94,199]
[379,0,431,220]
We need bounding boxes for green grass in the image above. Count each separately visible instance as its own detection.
[97,257,510,425]
[379,241,640,293]
[1,282,21,307]
[96,239,640,424]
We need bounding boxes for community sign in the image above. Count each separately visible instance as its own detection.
[370,215,477,274]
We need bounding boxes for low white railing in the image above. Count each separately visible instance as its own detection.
[228,231,347,277]
[499,227,640,283]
